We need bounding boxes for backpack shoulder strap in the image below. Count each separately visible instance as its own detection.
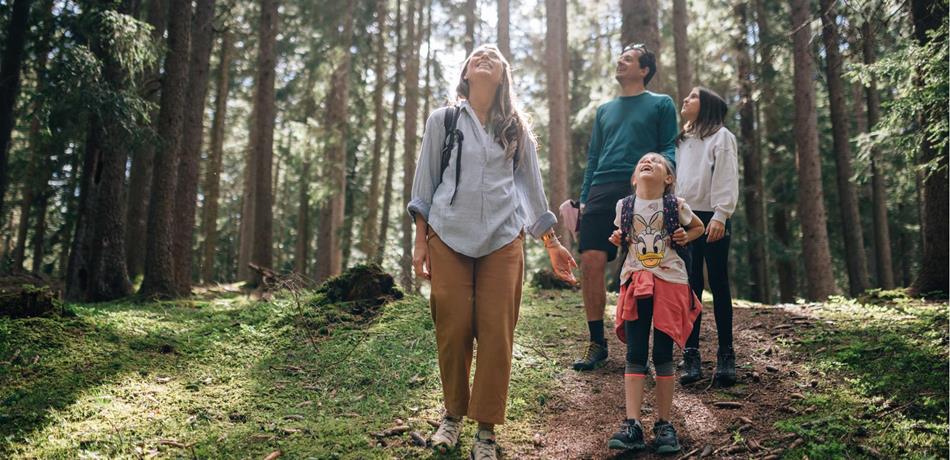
[663,192,692,269]
[439,105,462,182]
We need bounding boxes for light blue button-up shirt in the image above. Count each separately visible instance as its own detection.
[408,101,558,258]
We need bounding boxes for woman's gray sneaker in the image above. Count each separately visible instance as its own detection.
[470,429,498,460]
[608,419,646,451]
[652,420,681,454]
[431,415,462,454]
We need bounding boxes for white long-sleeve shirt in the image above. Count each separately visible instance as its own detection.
[674,126,739,224]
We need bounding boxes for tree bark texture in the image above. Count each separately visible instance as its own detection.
[545,0,571,247]
[400,0,420,290]
[200,31,233,283]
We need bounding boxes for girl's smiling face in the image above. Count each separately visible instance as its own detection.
[634,154,673,186]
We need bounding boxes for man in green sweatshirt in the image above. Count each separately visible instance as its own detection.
[573,43,679,371]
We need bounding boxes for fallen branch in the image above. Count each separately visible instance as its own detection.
[712,401,743,409]
[372,425,410,437]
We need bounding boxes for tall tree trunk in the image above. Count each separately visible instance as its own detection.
[361,0,388,261]
[545,0,570,247]
[126,0,168,279]
[861,19,895,289]
[790,0,836,300]
[819,0,870,296]
[293,71,318,275]
[173,0,216,294]
[237,126,256,281]
[464,0,476,55]
[248,0,280,285]
[140,0,192,299]
[294,152,312,275]
[671,0,692,104]
[497,0,511,60]
[910,0,948,296]
[0,0,31,229]
[314,1,356,283]
[13,0,54,271]
[200,31,233,283]
[400,0,420,290]
[377,0,403,267]
[620,0,660,55]
[735,1,769,303]
[67,0,139,301]
[756,0,796,302]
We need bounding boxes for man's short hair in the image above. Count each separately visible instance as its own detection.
[622,43,657,86]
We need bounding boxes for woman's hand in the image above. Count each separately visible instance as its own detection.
[547,243,578,284]
[706,219,726,243]
[413,239,431,280]
[672,228,690,246]
[609,229,622,247]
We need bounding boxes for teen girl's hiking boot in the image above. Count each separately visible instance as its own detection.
[679,347,702,384]
[470,429,499,460]
[714,348,737,387]
[430,415,462,454]
[652,420,682,454]
[572,341,608,371]
[608,419,646,451]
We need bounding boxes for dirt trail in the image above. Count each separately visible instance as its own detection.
[529,301,822,459]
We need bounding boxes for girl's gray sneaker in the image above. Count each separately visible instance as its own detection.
[431,415,462,454]
[608,419,646,451]
[652,420,681,454]
[470,429,498,460]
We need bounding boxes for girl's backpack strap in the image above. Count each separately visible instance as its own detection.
[663,192,692,273]
[619,195,636,250]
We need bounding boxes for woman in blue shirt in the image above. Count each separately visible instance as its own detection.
[408,45,576,458]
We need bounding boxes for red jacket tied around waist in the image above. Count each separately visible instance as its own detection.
[614,270,702,349]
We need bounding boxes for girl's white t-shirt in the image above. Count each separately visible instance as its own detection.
[614,197,693,285]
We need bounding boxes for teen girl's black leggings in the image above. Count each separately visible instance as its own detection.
[685,211,734,352]
[624,297,675,377]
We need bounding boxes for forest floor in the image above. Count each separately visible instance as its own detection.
[1,282,946,459]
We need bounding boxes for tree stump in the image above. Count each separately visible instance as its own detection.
[317,264,403,309]
[0,273,58,318]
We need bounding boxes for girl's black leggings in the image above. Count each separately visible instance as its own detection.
[685,211,734,352]
[624,297,675,376]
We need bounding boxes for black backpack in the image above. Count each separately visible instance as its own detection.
[438,105,519,205]
[618,192,692,274]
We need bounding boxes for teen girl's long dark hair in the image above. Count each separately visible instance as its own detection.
[677,87,728,144]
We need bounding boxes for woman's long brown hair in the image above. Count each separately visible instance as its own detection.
[455,44,532,161]
[677,87,728,144]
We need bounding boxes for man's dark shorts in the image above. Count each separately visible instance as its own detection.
[579,181,632,262]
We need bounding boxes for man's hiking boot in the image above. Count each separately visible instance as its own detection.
[607,419,646,451]
[572,341,608,371]
[679,347,702,384]
[714,348,736,387]
[651,420,682,454]
[430,415,462,454]
[470,429,498,460]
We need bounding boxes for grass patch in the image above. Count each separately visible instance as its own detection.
[0,286,578,459]
[777,293,948,459]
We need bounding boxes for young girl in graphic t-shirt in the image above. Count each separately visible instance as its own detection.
[605,153,704,454]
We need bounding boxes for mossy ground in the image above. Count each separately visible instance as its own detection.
[0,287,945,459]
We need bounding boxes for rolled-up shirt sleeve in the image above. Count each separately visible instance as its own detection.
[515,135,557,238]
[710,130,739,223]
[407,109,446,221]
